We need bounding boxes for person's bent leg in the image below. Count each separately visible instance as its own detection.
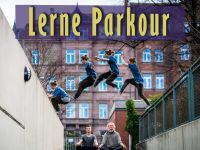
[74,77,90,99]
[113,145,123,150]
[137,84,150,106]
[120,78,134,94]
[94,71,111,87]
[106,73,118,88]
[51,97,61,112]
[76,145,82,150]
[100,145,110,150]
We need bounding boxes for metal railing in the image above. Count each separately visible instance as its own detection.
[139,58,200,142]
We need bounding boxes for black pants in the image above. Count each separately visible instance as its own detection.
[76,145,97,150]
[51,97,68,112]
[94,71,118,88]
[74,76,95,99]
[100,145,123,150]
[120,78,150,105]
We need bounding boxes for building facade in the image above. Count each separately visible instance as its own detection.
[16,4,191,140]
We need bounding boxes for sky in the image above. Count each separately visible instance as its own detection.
[0,0,124,27]
[0,0,158,27]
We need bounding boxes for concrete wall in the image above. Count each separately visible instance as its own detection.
[137,118,200,150]
[0,9,64,150]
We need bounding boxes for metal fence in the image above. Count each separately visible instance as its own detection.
[139,58,200,142]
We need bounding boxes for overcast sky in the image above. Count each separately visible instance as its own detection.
[0,0,126,27]
[0,0,158,27]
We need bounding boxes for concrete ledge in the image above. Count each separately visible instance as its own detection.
[137,118,200,150]
[0,8,64,150]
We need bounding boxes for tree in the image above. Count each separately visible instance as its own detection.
[149,93,162,104]
[20,40,62,91]
[125,99,139,150]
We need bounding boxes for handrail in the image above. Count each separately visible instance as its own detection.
[139,57,200,142]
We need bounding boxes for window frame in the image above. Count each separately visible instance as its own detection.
[66,76,76,91]
[155,49,164,62]
[143,49,151,62]
[66,103,76,118]
[155,73,165,89]
[180,44,190,60]
[31,50,40,65]
[66,50,76,64]
[98,80,108,91]
[143,73,152,89]
[79,103,89,118]
[99,104,108,119]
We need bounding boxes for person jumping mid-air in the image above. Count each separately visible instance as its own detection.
[74,55,97,100]
[94,49,119,89]
[120,55,150,106]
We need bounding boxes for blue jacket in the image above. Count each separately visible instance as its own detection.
[53,87,68,98]
[85,62,97,78]
[128,64,143,83]
[108,56,119,75]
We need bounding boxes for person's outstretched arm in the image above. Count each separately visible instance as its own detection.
[76,139,83,147]
[93,135,98,147]
[117,132,127,150]
[94,56,109,61]
[121,55,128,66]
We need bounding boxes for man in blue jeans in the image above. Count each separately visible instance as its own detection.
[47,80,73,114]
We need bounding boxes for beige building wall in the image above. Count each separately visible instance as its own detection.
[0,9,64,150]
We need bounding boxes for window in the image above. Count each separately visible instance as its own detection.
[98,80,107,91]
[114,51,123,65]
[99,104,108,119]
[79,50,88,64]
[66,76,76,90]
[31,50,40,65]
[66,103,75,118]
[184,22,190,33]
[143,49,151,62]
[180,44,189,60]
[114,77,123,90]
[155,50,164,62]
[79,27,88,40]
[156,74,165,89]
[66,50,75,64]
[98,50,107,65]
[79,76,89,91]
[143,74,152,89]
[79,103,89,118]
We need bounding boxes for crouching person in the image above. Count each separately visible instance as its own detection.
[99,122,127,150]
[76,125,98,150]
[47,80,72,114]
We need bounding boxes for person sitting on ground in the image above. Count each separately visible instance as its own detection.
[47,80,73,114]
[76,125,98,150]
[98,122,127,150]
